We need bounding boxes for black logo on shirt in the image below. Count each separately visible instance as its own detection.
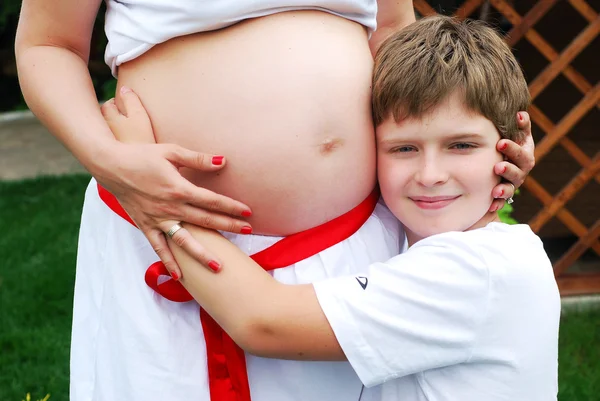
[355,276,368,290]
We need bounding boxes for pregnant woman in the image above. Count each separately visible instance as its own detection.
[15,1,534,400]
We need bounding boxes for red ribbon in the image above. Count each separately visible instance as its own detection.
[98,183,378,401]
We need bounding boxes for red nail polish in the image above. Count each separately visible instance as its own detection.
[212,156,224,165]
[518,112,524,121]
[208,260,221,272]
[499,142,508,151]
[241,226,252,234]
[241,210,252,217]
[170,271,179,281]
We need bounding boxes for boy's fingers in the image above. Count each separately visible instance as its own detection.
[100,98,120,120]
[119,86,147,118]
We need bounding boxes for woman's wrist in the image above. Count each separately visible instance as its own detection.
[81,136,123,179]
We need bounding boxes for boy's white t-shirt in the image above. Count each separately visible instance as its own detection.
[314,222,560,401]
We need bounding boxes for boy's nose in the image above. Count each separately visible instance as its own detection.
[415,158,449,187]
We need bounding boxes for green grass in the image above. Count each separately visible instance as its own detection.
[558,308,600,401]
[0,175,90,401]
[0,175,599,401]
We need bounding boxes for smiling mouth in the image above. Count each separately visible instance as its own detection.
[410,195,461,210]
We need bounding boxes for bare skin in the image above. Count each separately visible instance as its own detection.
[16,1,417,280]
[103,88,536,361]
[17,2,532,281]
[103,87,534,269]
[16,0,250,275]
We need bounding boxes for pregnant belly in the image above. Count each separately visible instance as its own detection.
[117,11,377,235]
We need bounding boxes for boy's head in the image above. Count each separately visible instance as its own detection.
[372,16,530,245]
[372,15,530,140]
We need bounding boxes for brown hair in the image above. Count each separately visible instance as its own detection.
[372,15,530,141]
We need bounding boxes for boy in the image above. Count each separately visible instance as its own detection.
[104,15,559,400]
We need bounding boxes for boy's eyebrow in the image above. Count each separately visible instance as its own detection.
[378,132,486,144]
[444,133,486,141]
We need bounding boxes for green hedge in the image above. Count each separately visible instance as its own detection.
[0,1,114,112]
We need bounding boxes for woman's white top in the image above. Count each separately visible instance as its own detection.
[104,0,378,76]
[315,222,561,401]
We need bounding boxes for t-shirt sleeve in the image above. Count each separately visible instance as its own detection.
[313,237,491,387]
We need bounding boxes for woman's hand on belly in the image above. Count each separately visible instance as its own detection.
[99,87,253,279]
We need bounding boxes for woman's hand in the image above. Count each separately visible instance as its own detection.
[98,88,253,279]
[490,111,536,212]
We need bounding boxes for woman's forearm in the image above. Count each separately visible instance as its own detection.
[370,0,416,55]
[16,45,118,175]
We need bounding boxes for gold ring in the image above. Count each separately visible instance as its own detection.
[165,223,183,239]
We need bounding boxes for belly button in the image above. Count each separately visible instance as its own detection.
[319,138,344,154]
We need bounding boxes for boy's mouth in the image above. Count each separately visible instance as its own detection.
[409,195,461,210]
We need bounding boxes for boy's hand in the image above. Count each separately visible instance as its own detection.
[99,87,251,279]
[490,111,535,212]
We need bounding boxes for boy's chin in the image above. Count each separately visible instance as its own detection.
[405,223,472,244]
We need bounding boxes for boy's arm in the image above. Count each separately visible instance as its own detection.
[171,224,346,361]
[103,90,345,360]
[101,87,529,365]
[171,225,489,386]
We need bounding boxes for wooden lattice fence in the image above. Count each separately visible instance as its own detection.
[414,0,599,295]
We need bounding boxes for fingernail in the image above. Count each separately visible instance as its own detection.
[170,271,179,281]
[120,85,132,94]
[241,210,252,217]
[241,226,252,234]
[498,189,504,198]
[499,142,508,151]
[208,260,221,272]
[501,166,507,174]
[518,112,524,121]
[212,156,224,165]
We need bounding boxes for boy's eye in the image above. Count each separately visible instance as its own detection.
[450,143,476,150]
[391,146,417,153]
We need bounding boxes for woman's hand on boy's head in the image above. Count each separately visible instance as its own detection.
[489,112,535,212]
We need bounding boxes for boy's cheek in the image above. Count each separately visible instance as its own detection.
[377,157,406,192]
